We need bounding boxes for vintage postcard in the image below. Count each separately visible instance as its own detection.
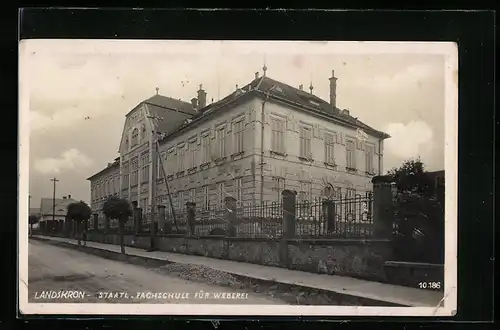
[18,40,458,317]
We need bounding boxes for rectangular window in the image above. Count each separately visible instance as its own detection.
[201,134,211,164]
[167,149,176,174]
[233,120,244,154]
[235,178,243,207]
[346,188,356,214]
[177,191,184,212]
[141,153,150,183]
[216,127,226,159]
[202,185,209,210]
[189,188,196,202]
[218,182,225,208]
[157,152,166,180]
[299,126,312,158]
[324,132,336,164]
[365,144,374,174]
[271,118,285,153]
[177,145,185,171]
[130,157,139,186]
[140,198,148,215]
[188,139,197,168]
[346,139,356,169]
[122,162,129,189]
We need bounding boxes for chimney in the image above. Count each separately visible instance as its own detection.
[235,84,239,91]
[341,109,350,116]
[190,97,198,109]
[329,69,338,108]
[197,84,207,109]
[63,196,67,199]
[255,72,259,79]
[299,84,303,91]
[68,194,71,199]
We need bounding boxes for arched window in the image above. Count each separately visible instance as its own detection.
[131,128,139,146]
[125,137,129,151]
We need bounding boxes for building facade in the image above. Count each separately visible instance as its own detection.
[88,69,390,218]
[87,158,120,225]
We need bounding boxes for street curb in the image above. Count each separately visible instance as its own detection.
[30,236,406,306]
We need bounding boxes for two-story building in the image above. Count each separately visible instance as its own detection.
[86,157,120,227]
[88,68,390,218]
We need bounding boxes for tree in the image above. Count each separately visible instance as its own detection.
[387,158,444,264]
[387,158,433,196]
[103,196,132,254]
[28,215,40,237]
[66,201,92,247]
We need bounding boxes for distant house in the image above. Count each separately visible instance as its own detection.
[38,195,79,224]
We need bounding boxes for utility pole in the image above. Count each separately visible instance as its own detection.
[146,114,179,232]
[50,177,59,224]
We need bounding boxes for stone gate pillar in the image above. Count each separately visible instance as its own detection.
[282,190,297,238]
[224,197,237,237]
[372,176,395,239]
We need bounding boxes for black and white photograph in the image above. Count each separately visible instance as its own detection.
[18,40,458,316]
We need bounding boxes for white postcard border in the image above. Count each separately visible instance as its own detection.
[18,40,458,317]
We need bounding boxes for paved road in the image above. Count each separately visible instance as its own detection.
[28,239,287,304]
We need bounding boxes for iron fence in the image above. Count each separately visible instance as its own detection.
[295,193,374,238]
[151,193,373,238]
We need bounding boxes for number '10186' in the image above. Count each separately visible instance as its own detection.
[418,282,441,290]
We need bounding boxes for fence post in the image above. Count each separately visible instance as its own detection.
[157,205,166,233]
[322,200,336,234]
[282,190,297,238]
[93,213,98,231]
[372,176,395,239]
[186,202,196,236]
[133,208,142,234]
[225,196,237,237]
[104,214,110,232]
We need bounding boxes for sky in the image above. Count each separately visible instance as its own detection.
[22,40,450,208]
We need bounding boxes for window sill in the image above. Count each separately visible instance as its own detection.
[231,151,245,158]
[167,175,174,181]
[176,171,185,177]
[365,171,376,176]
[346,167,358,173]
[270,151,287,157]
[200,162,211,169]
[187,167,198,173]
[130,184,138,188]
[324,162,337,169]
[298,156,314,162]
[214,156,227,164]
[141,180,149,184]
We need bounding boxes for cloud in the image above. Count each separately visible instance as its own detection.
[384,120,434,162]
[351,63,437,93]
[34,149,93,175]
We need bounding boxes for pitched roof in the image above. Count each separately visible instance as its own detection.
[145,95,196,135]
[161,75,389,141]
[39,198,79,216]
[86,159,120,181]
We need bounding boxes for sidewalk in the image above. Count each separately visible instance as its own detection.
[31,235,443,307]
